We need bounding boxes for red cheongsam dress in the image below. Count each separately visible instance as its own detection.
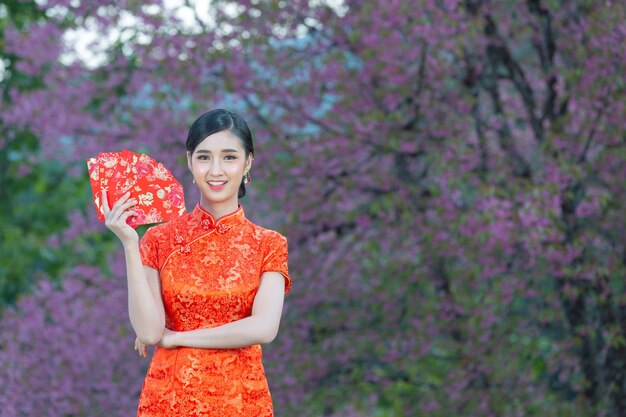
[136,203,291,417]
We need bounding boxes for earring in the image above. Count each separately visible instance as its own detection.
[244,172,252,184]
[192,178,195,184]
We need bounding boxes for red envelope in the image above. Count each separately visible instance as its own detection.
[125,150,156,178]
[109,150,140,197]
[97,151,124,207]
[123,161,186,228]
[86,157,104,221]
[87,151,186,228]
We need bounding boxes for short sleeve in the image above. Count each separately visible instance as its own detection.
[261,232,292,295]
[139,227,160,270]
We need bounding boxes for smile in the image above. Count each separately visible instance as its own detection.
[207,180,227,190]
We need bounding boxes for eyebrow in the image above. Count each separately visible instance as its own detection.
[195,149,240,154]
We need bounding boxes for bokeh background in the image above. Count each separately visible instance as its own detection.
[1,1,625,416]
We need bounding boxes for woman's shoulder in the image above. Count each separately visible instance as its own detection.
[244,219,287,244]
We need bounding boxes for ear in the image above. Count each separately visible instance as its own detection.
[244,153,254,174]
[186,151,193,172]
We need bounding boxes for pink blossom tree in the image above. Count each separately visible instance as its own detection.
[1,0,625,416]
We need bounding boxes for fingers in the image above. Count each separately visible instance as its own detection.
[114,200,137,219]
[117,198,137,214]
[120,210,138,222]
[134,338,148,358]
[104,193,138,226]
[102,190,133,214]
[101,189,109,213]
[116,192,132,207]
[136,341,146,358]
[110,193,134,214]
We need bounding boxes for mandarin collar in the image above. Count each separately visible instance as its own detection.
[192,203,246,229]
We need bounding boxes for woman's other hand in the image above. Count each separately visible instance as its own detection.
[102,190,138,245]
[134,337,148,358]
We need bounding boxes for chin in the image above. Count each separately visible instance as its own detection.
[202,191,236,204]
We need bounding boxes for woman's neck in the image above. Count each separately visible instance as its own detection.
[199,197,239,220]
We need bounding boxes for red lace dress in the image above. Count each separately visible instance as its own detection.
[137,203,291,417]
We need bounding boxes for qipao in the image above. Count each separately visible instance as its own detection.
[137,203,291,417]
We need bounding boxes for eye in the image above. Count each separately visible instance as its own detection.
[224,155,237,160]
[197,155,209,161]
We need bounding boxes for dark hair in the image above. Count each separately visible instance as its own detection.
[186,109,254,198]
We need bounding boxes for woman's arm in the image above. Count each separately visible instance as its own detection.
[124,253,166,345]
[102,191,165,345]
[159,271,285,349]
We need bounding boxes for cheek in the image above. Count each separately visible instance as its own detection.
[227,162,246,175]
[192,164,208,175]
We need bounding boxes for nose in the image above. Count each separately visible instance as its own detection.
[209,159,224,176]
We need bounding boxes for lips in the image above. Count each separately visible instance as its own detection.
[207,180,227,191]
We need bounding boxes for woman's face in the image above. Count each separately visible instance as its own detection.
[187,130,252,207]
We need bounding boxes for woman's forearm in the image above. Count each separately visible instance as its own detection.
[160,271,286,350]
[124,243,165,345]
[170,315,278,349]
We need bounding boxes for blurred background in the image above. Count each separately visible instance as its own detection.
[1,0,625,416]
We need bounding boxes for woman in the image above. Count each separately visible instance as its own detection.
[102,109,291,416]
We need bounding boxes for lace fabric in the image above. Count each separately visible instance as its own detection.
[137,204,290,416]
